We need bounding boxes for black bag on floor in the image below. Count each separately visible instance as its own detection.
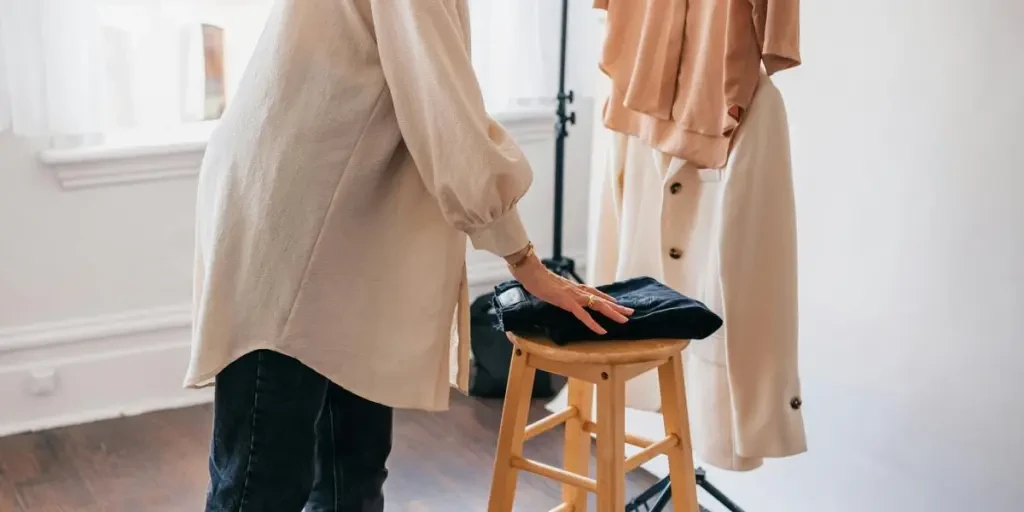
[468,291,558,399]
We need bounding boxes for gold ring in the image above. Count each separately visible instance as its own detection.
[586,294,596,309]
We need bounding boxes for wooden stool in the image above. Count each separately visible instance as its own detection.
[487,334,700,512]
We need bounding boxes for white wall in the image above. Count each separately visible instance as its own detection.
[0,102,598,435]
[557,2,1023,511]
[697,1,1024,511]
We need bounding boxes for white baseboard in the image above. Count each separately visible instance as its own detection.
[0,386,214,439]
[0,250,586,438]
[0,340,211,438]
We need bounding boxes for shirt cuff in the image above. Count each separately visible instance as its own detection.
[763,46,801,75]
[469,206,531,258]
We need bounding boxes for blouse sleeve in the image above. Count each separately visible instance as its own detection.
[371,0,533,258]
[757,0,801,75]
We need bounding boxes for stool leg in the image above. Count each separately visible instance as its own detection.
[595,368,626,512]
[487,348,537,512]
[657,354,700,512]
[562,378,594,511]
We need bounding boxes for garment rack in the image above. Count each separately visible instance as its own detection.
[545,2,744,511]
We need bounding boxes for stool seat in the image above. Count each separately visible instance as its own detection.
[489,334,700,512]
[509,334,690,365]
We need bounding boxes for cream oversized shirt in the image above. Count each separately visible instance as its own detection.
[184,0,533,411]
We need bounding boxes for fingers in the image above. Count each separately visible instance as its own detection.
[573,290,628,327]
[579,293,628,324]
[579,286,633,315]
[567,302,607,335]
[582,286,633,316]
[606,301,634,317]
[585,286,617,303]
[593,299,629,324]
[521,272,626,336]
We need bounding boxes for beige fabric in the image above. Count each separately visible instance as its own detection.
[589,75,807,470]
[184,0,533,411]
[594,0,801,169]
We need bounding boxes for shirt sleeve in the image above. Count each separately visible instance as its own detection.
[371,0,533,258]
[757,0,801,75]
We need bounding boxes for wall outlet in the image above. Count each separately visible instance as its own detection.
[27,368,57,397]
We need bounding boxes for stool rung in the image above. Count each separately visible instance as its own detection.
[581,421,656,448]
[524,406,577,441]
[510,456,598,492]
[624,434,679,472]
[548,503,573,512]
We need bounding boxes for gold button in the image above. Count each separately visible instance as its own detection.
[670,182,682,194]
[669,248,683,259]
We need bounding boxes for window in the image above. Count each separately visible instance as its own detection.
[1,0,565,152]
[0,0,273,146]
[84,0,273,147]
[95,1,274,123]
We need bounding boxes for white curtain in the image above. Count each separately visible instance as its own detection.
[0,0,562,138]
[0,0,110,136]
[468,0,561,113]
[0,0,272,138]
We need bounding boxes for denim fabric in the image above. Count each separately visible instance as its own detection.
[492,276,723,345]
[206,350,392,512]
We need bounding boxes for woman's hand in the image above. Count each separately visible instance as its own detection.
[507,251,633,335]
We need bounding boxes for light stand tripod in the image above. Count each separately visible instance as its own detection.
[540,0,582,283]
[545,2,744,511]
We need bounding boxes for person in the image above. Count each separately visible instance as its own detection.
[183,1,633,511]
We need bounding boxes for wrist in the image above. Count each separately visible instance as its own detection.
[505,242,539,271]
[509,254,543,283]
[507,243,548,276]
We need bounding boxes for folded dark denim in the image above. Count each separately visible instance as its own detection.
[492,276,723,345]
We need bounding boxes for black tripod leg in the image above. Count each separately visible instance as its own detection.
[697,480,745,512]
[568,268,584,283]
[647,484,672,512]
[695,469,745,512]
[626,479,709,512]
[627,473,736,512]
[625,476,670,511]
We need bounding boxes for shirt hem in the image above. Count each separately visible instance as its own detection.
[183,343,453,412]
[602,98,731,170]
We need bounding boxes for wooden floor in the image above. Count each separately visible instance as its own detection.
[0,392,661,511]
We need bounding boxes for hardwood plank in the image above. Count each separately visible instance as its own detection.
[0,392,659,511]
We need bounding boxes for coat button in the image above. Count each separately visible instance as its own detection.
[668,248,683,259]
[790,396,802,410]
[669,182,682,194]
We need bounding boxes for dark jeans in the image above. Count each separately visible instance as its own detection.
[205,350,393,512]
[493,276,723,344]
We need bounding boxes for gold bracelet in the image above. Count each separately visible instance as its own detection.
[507,242,535,270]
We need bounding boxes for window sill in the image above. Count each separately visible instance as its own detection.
[39,108,556,191]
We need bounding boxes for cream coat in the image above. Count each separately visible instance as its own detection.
[184,0,533,412]
[586,74,807,470]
